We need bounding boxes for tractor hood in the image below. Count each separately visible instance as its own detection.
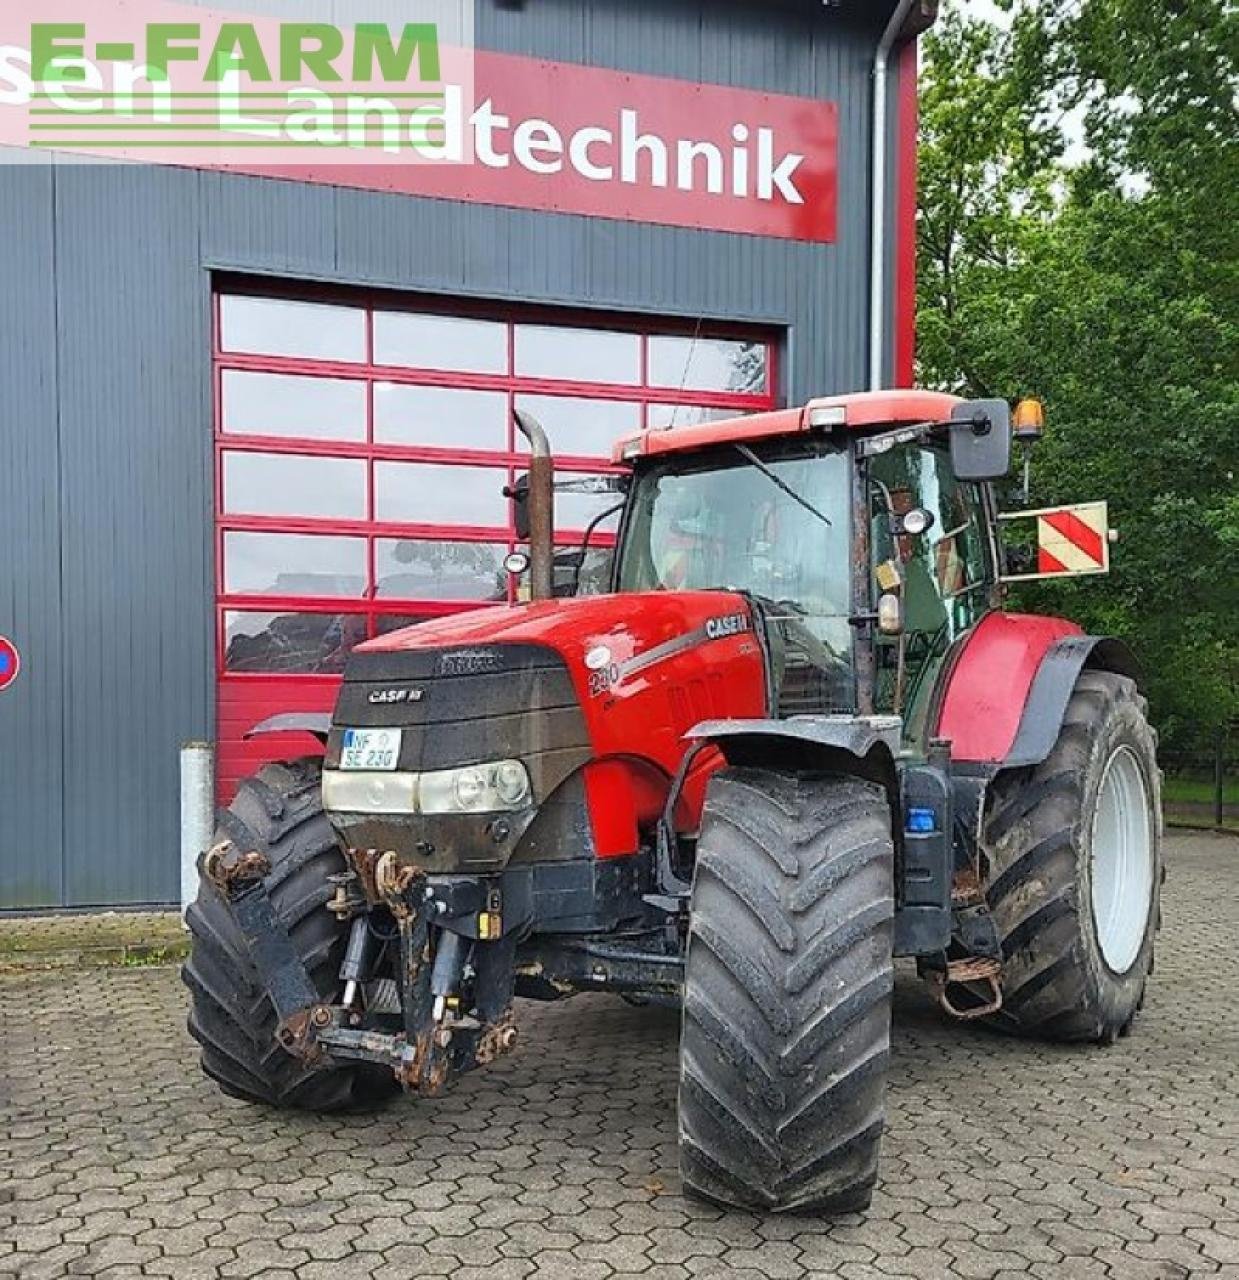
[359,589,760,692]
[355,590,771,757]
[323,591,768,871]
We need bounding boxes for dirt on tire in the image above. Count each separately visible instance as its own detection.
[980,671,1162,1042]
[678,768,894,1214]
[182,757,397,1111]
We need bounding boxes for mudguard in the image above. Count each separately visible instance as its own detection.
[245,712,332,743]
[935,612,1139,769]
[685,716,948,958]
[685,715,901,792]
[688,714,900,758]
[1002,634,1139,767]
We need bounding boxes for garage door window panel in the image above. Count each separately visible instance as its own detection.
[648,403,738,429]
[648,335,768,395]
[224,610,368,674]
[221,296,367,363]
[374,384,508,452]
[375,461,510,528]
[221,371,367,442]
[376,539,509,601]
[223,531,368,598]
[223,453,367,521]
[374,311,508,374]
[515,394,641,459]
[515,324,641,384]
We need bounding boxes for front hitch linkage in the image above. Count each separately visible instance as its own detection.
[206,841,519,1094]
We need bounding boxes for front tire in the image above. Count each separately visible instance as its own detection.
[980,671,1162,1042]
[678,769,894,1214]
[182,758,397,1111]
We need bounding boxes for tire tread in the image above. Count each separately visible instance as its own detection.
[979,671,1161,1042]
[678,769,894,1214]
[182,758,396,1112]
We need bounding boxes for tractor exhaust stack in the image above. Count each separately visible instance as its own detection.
[513,409,555,600]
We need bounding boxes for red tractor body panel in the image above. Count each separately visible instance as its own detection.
[614,389,964,460]
[934,611,1083,764]
[362,590,768,847]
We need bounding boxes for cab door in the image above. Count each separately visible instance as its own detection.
[868,444,995,749]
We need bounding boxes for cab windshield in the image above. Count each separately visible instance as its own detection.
[617,441,855,712]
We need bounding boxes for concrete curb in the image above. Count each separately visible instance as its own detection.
[0,911,189,973]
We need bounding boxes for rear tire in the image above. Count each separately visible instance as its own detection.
[980,671,1162,1042]
[182,758,397,1111]
[678,769,894,1214]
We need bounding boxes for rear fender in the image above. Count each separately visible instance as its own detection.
[934,613,1140,769]
[939,620,1142,916]
[1002,634,1139,768]
[934,612,1075,766]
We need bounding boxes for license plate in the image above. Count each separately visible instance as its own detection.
[340,728,402,771]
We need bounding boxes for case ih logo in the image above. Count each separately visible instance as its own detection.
[367,687,424,705]
[705,612,751,640]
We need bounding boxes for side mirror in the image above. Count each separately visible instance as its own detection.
[949,399,1011,482]
[552,549,585,598]
[507,473,532,541]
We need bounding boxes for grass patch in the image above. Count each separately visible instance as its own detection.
[1163,776,1238,806]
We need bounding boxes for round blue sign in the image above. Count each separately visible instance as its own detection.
[0,636,20,692]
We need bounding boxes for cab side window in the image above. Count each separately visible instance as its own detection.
[870,446,991,742]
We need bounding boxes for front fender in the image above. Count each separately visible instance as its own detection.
[685,715,901,794]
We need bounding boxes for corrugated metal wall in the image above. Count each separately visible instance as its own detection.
[0,0,909,908]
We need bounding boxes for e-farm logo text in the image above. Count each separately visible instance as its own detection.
[0,8,810,208]
[0,0,835,240]
[0,4,472,164]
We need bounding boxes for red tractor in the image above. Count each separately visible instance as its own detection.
[185,390,1162,1214]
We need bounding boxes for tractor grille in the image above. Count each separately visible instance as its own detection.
[327,643,591,778]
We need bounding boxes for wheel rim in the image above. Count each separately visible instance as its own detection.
[1090,745,1154,973]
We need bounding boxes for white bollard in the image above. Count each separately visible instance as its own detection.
[180,741,216,922]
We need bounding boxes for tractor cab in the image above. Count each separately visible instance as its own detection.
[531,390,1014,751]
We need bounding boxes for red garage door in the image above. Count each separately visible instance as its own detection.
[213,286,778,799]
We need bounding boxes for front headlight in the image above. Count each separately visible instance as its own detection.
[420,760,532,814]
[322,759,534,816]
[321,770,418,815]
[493,760,531,806]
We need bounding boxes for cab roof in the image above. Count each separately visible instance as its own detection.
[612,389,963,463]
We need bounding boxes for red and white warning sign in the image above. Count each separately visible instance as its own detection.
[1035,502,1109,575]
[999,501,1111,582]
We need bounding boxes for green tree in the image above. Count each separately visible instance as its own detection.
[917,0,1239,755]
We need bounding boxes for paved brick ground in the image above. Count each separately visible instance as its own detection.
[2,831,1236,1279]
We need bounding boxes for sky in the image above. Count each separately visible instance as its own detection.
[965,0,1012,25]
[944,0,1095,170]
